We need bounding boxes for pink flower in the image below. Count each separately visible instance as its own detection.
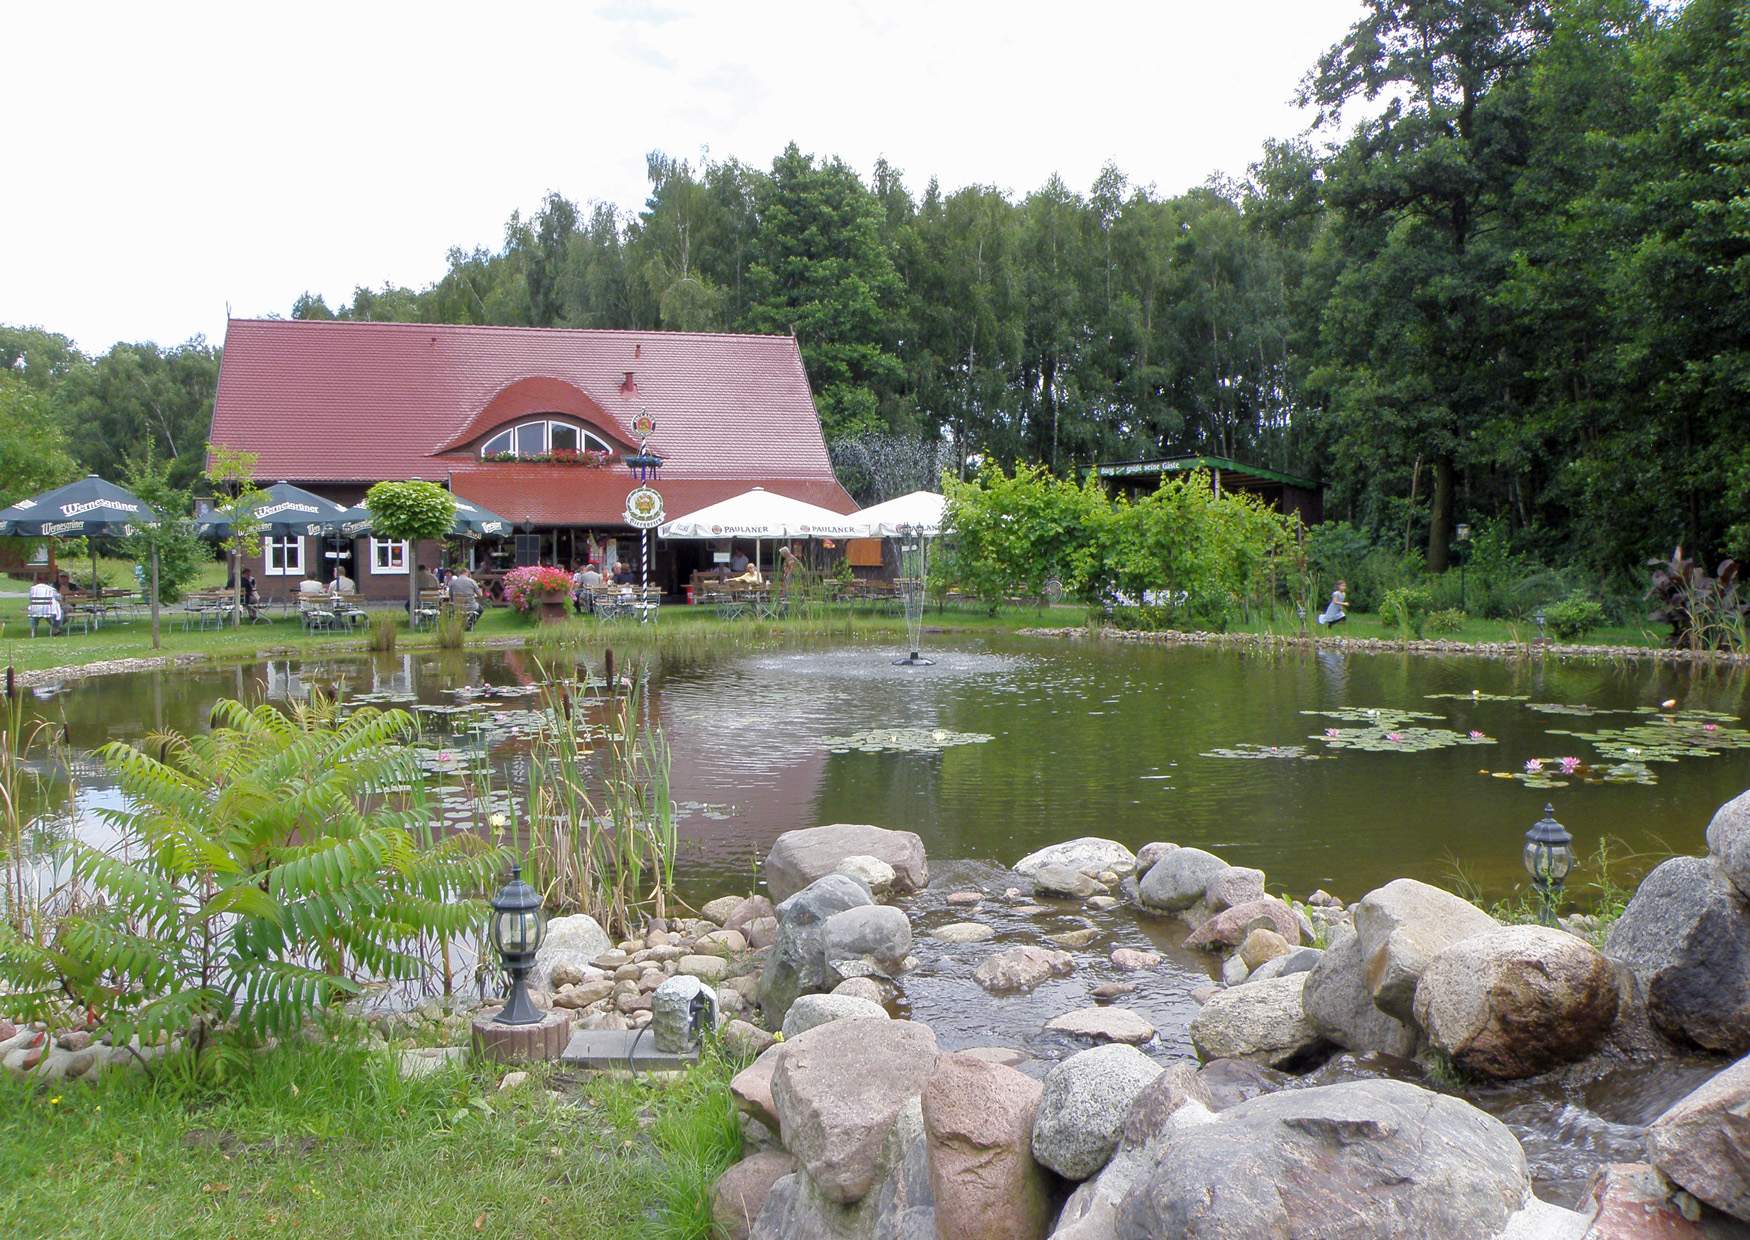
[1524,758,1543,773]
[1468,730,1485,740]
[1704,723,1719,733]
[437,750,453,761]
[1559,756,1581,774]
[1324,728,1340,738]
[1386,732,1405,743]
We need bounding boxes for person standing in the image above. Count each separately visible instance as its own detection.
[1317,579,1348,628]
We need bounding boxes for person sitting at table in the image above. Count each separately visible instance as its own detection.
[240,567,260,621]
[730,548,750,574]
[729,560,764,585]
[415,563,441,591]
[55,570,79,597]
[298,576,326,597]
[571,561,602,613]
[612,562,635,585]
[446,566,483,629]
[27,580,65,637]
[331,568,356,595]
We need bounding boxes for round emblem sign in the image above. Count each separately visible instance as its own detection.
[631,411,657,439]
[625,485,665,529]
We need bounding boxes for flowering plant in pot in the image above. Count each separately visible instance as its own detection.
[502,565,573,621]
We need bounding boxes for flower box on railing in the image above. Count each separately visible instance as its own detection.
[483,449,617,468]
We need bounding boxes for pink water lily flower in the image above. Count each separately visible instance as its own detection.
[1468,730,1485,740]
[1325,728,1340,738]
[1704,723,1719,733]
[1524,758,1544,773]
[1386,731,1405,743]
[1559,756,1581,774]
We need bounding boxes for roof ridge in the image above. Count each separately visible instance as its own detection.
[226,318,797,344]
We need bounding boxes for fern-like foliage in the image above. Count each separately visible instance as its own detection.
[2,692,508,1047]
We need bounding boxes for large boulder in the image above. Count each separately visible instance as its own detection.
[1707,790,1750,901]
[529,913,610,992]
[733,1045,783,1129]
[820,905,913,974]
[1032,865,1102,899]
[1581,1162,1733,1239]
[1354,878,1498,1022]
[974,946,1074,995]
[1189,973,1325,1068]
[1606,855,1750,1055]
[836,855,898,897]
[765,825,929,904]
[1646,1053,1750,1222]
[1412,925,1620,1080]
[921,1053,1055,1240]
[1136,847,1229,913]
[1114,1079,1534,1239]
[1182,896,1302,951]
[751,1097,933,1240]
[1302,925,1418,1058]
[1055,1065,1219,1239]
[771,1018,940,1205]
[1203,866,1267,913]
[783,993,891,1040]
[760,874,876,1025]
[1014,837,1137,879]
[1030,1043,1163,1181]
[714,1150,799,1240]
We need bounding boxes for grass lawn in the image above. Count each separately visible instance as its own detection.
[1221,608,1663,648]
[0,1038,743,1239]
[0,593,1072,677]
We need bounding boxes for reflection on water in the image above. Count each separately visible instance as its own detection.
[14,636,1750,904]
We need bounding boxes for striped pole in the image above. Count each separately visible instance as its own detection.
[641,529,650,623]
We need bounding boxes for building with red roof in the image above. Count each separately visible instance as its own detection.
[208,318,855,599]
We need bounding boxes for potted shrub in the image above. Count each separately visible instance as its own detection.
[503,564,573,623]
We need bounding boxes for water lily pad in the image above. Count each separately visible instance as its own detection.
[1301,707,1445,725]
[1313,725,1497,753]
[820,727,993,753]
[1524,702,1624,717]
[1201,744,1323,761]
[1547,712,1750,763]
[1424,692,1530,703]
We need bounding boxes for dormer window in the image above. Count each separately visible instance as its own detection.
[481,418,612,460]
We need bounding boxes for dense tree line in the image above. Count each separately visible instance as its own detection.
[4,0,1742,583]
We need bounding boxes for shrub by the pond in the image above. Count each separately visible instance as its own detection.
[1424,607,1468,635]
[1380,585,1434,638]
[366,611,398,651]
[1545,595,1607,641]
[0,695,505,1048]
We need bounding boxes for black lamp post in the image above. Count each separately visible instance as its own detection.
[488,864,545,1025]
[1522,803,1575,926]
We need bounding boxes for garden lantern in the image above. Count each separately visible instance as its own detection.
[1535,607,1547,642]
[1522,802,1574,926]
[488,864,545,1025]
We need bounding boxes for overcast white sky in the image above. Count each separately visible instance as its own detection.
[4,0,1365,354]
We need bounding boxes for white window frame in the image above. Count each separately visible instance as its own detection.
[480,418,611,459]
[264,535,304,577]
[370,538,409,575]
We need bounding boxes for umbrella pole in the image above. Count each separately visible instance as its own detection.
[232,549,241,628]
[150,544,160,649]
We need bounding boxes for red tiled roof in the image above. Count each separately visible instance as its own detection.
[449,466,855,527]
[208,320,850,506]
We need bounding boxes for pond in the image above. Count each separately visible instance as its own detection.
[12,632,1748,1205]
[19,633,1749,905]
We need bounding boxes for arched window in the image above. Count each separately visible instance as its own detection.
[481,419,611,459]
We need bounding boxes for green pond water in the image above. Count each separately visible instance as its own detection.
[18,633,1750,905]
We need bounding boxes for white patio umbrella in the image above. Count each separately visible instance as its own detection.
[848,490,947,537]
[659,486,870,583]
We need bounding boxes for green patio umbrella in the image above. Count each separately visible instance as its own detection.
[331,495,511,540]
[0,474,164,647]
[195,481,351,623]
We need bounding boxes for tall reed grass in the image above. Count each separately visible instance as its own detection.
[517,665,677,937]
[367,612,398,652]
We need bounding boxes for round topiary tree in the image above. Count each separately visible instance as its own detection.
[364,480,457,623]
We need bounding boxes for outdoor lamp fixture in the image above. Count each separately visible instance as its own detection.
[1522,802,1575,926]
[488,864,545,1025]
[1535,608,1548,642]
[518,516,536,536]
